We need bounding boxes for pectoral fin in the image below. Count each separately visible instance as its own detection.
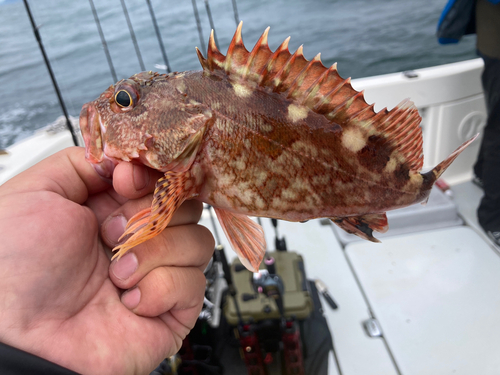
[330,213,388,242]
[214,208,266,272]
[112,170,191,260]
[168,124,206,173]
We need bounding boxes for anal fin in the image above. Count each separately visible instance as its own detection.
[330,213,388,242]
[214,208,266,272]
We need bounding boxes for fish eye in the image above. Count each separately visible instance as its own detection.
[111,81,140,113]
[115,90,133,108]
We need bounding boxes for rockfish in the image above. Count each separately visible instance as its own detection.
[80,23,476,271]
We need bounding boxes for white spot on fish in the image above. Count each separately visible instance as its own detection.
[254,195,266,209]
[282,188,298,200]
[341,128,366,153]
[237,182,257,207]
[287,104,308,123]
[233,159,246,171]
[232,83,252,98]
[254,170,268,187]
[271,196,286,210]
[384,157,397,173]
[218,173,236,188]
[292,157,302,168]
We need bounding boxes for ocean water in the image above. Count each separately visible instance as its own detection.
[0,0,476,149]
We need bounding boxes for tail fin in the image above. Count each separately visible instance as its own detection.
[422,134,479,186]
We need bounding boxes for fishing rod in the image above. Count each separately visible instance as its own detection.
[145,0,171,73]
[231,0,240,27]
[191,0,206,52]
[204,0,219,48]
[120,0,145,71]
[22,0,79,147]
[88,0,118,83]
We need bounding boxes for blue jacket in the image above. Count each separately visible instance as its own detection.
[437,0,500,44]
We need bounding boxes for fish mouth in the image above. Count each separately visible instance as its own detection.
[79,102,118,180]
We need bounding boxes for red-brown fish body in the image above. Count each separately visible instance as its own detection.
[80,23,476,272]
[181,71,420,219]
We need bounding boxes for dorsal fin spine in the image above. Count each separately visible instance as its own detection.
[313,77,350,113]
[287,53,323,100]
[224,21,246,74]
[207,30,224,70]
[366,108,388,126]
[258,36,290,86]
[301,63,337,107]
[272,45,304,91]
[387,109,417,137]
[401,142,421,159]
[386,99,411,120]
[243,26,270,79]
[195,47,209,70]
[351,103,375,121]
[402,140,423,164]
[326,90,365,120]
[398,126,420,148]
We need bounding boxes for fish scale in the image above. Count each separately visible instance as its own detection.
[80,22,477,272]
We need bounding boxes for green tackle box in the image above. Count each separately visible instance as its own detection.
[223,251,314,325]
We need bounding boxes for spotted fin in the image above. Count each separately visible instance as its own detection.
[112,170,190,260]
[213,208,266,272]
[331,213,388,242]
[196,22,424,171]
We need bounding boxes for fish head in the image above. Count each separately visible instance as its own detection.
[80,71,209,179]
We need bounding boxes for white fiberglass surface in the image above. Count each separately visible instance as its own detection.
[347,226,500,375]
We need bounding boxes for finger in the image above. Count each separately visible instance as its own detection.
[0,147,109,204]
[120,266,205,320]
[84,188,129,227]
[109,223,215,289]
[112,162,163,199]
[101,199,204,248]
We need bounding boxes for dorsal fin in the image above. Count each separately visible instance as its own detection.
[196,22,424,171]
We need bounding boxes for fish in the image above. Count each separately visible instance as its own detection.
[80,22,477,272]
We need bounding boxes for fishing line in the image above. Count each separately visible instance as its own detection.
[145,0,171,73]
[120,0,146,71]
[88,0,118,83]
[191,0,206,52]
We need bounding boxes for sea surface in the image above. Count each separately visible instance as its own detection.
[0,0,477,149]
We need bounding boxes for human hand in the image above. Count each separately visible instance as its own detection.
[0,147,214,375]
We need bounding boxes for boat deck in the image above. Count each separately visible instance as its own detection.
[199,180,500,375]
[453,180,499,251]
